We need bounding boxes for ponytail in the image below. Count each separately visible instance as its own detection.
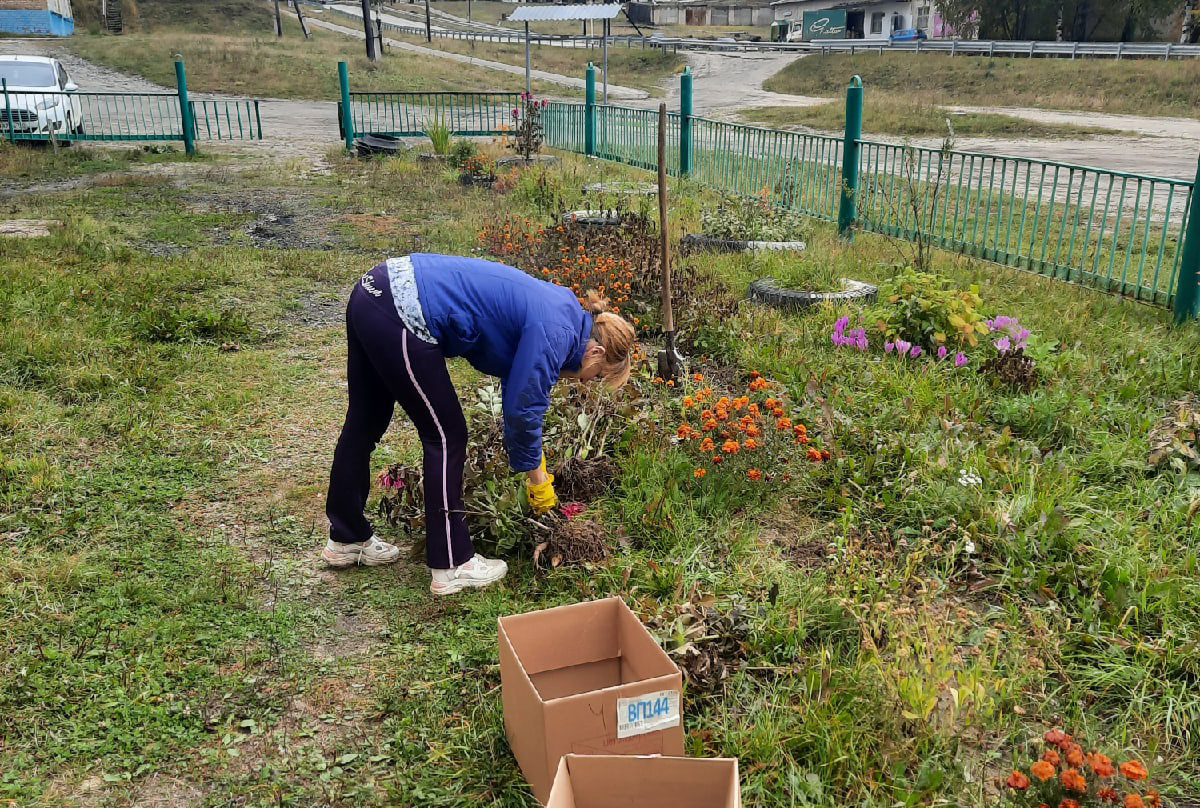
[583,289,635,389]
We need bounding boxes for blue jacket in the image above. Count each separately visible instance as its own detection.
[411,254,592,472]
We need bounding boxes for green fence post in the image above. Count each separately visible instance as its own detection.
[679,66,693,178]
[174,59,196,155]
[338,61,354,150]
[585,62,596,157]
[2,80,13,143]
[1173,154,1200,324]
[837,75,863,240]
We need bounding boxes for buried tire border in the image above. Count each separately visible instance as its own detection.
[681,233,808,254]
[747,277,878,311]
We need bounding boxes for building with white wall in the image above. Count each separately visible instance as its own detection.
[771,0,953,41]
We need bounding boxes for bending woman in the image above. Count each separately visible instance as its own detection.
[321,254,635,595]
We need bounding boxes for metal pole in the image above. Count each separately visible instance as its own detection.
[338,61,355,150]
[584,62,595,157]
[273,0,283,36]
[679,66,692,177]
[525,22,531,95]
[3,80,13,144]
[1173,154,1200,324]
[656,102,680,382]
[837,75,863,240]
[425,0,432,42]
[175,60,196,155]
[602,18,609,104]
[361,0,377,60]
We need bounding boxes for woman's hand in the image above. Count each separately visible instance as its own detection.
[525,456,558,514]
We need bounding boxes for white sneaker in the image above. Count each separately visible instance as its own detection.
[321,535,401,568]
[430,554,508,596]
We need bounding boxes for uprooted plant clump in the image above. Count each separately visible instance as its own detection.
[551,455,619,503]
[533,512,618,569]
[641,589,752,696]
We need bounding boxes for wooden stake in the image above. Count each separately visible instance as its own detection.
[361,0,378,61]
[273,0,283,36]
[656,102,680,382]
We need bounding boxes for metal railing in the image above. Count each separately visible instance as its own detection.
[341,90,521,139]
[0,62,262,151]
[321,7,1200,59]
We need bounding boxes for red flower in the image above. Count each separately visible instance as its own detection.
[1045,729,1071,747]
[1005,771,1030,790]
[711,455,722,465]
[559,502,586,520]
[1098,788,1120,803]
[1060,801,1080,808]
[1124,795,1145,808]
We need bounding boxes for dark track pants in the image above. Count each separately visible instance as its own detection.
[325,265,474,569]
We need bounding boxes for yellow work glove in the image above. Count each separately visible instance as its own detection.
[525,455,558,515]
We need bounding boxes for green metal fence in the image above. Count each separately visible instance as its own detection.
[340,89,521,140]
[345,64,1198,321]
[0,61,262,153]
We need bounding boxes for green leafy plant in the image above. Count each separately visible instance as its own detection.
[867,266,987,351]
[699,193,810,242]
[446,138,478,169]
[423,117,452,156]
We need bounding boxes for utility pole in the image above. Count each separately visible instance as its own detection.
[293,0,310,38]
[1184,0,1198,44]
[425,0,432,42]
[361,0,378,60]
[273,0,283,36]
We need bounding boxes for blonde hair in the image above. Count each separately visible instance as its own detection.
[583,290,635,389]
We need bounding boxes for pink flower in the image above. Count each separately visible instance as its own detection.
[512,109,519,117]
[560,502,586,520]
[884,341,894,354]
[910,345,922,358]
[895,339,912,357]
[937,346,948,360]
[541,98,549,107]
[953,352,968,367]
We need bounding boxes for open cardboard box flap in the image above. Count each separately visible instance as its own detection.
[546,755,741,808]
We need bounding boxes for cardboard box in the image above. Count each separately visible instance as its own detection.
[546,754,741,808]
[499,597,685,804]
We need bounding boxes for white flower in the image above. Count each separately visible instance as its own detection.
[963,540,976,555]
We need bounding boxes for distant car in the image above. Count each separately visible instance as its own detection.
[0,55,83,138]
[889,28,928,43]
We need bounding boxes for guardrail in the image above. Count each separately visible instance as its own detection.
[0,61,262,152]
[321,7,1200,59]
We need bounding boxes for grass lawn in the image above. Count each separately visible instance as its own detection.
[386,32,685,95]
[64,13,564,98]
[765,52,1200,117]
[2,138,1199,807]
[738,99,1122,138]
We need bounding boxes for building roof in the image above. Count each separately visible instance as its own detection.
[508,4,624,21]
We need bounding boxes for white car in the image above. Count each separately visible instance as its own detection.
[0,55,83,138]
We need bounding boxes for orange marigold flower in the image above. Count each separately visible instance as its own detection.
[1124,795,1145,808]
[1005,771,1031,790]
[772,407,785,417]
[1066,745,1085,767]
[1060,801,1081,808]
[1045,730,1071,747]
[821,450,831,461]
[745,425,761,438]
[683,397,695,409]
[764,398,777,409]
[749,371,761,379]
[721,440,740,454]
[1030,761,1056,782]
[700,438,715,452]
[693,468,706,479]
[795,434,810,445]
[677,425,695,440]
[806,448,822,462]
[701,409,713,419]
[1061,769,1087,793]
[1119,761,1148,781]
[1145,791,1161,808]
[1097,788,1119,804]
[702,420,718,432]
[777,417,793,431]
[743,439,758,451]
[1089,753,1115,778]
[746,469,762,481]
[711,455,723,465]
[653,377,664,385]
[666,380,675,387]
[693,373,704,383]
[1043,749,1062,767]
[747,403,760,416]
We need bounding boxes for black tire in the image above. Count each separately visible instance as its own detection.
[746,277,877,312]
